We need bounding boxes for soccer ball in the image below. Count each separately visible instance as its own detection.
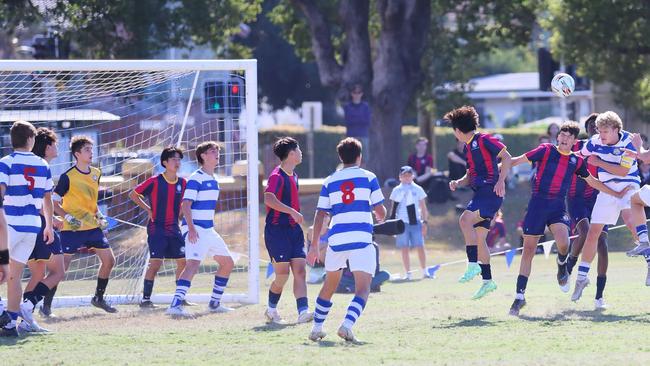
[550,73,575,98]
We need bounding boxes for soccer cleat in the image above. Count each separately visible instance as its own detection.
[264,308,285,324]
[458,263,482,283]
[557,262,570,293]
[39,305,56,319]
[0,311,10,328]
[18,320,49,333]
[180,299,197,307]
[19,300,37,330]
[91,296,118,313]
[472,280,497,300]
[337,325,359,342]
[508,298,526,316]
[646,266,650,287]
[0,326,18,337]
[139,300,157,309]
[626,241,650,257]
[208,302,234,313]
[405,272,413,281]
[571,277,590,302]
[166,305,190,317]
[296,311,314,324]
[594,298,608,311]
[308,329,327,342]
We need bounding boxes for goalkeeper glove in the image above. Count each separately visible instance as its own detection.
[64,214,82,231]
[95,211,109,230]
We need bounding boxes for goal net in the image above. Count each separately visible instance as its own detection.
[0,60,259,307]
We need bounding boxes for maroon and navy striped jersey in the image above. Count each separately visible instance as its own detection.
[568,140,598,201]
[265,166,300,226]
[407,153,434,176]
[526,143,589,200]
[134,174,186,235]
[464,132,506,188]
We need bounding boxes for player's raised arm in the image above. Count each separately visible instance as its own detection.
[584,175,631,198]
[588,155,632,177]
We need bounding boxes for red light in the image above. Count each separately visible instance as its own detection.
[231,84,239,94]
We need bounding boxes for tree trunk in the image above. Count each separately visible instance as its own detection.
[292,0,431,182]
[369,0,431,182]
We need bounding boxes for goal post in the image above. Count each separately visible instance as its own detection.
[0,60,260,307]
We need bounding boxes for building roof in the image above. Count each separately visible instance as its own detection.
[470,72,540,92]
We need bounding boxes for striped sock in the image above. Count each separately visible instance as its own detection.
[636,225,649,243]
[296,296,308,315]
[209,276,229,307]
[170,279,191,308]
[577,261,591,281]
[268,290,281,309]
[313,297,332,330]
[342,296,366,329]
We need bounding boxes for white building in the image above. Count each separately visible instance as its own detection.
[466,72,593,128]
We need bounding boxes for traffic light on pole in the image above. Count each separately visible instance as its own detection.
[204,81,226,114]
[228,80,243,114]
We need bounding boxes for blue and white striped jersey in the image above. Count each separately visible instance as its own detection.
[181,169,219,229]
[317,166,384,252]
[581,131,640,185]
[0,151,53,233]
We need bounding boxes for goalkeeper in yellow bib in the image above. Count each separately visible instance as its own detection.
[52,136,117,313]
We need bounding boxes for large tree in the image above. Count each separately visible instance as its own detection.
[544,0,650,119]
[271,0,536,181]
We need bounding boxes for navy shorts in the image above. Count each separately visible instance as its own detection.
[29,217,63,261]
[148,227,185,259]
[567,196,597,226]
[467,185,503,230]
[567,196,607,233]
[523,198,570,236]
[61,228,110,254]
[264,224,305,263]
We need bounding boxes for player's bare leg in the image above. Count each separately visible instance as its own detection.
[549,223,570,292]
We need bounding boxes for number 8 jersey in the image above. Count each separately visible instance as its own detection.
[316,166,384,252]
[0,151,53,234]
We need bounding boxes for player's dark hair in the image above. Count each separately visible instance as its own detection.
[70,135,94,160]
[161,146,183,168]
[560,121,581,138]
[337,137,362,164]
[444,106,479,133]
[196,141,220,166]
[10,120,36,149]
[584,113,598,131]
[272,137,299,161]
[32,127,58,158]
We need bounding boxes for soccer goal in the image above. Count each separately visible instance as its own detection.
[0,60,260,307]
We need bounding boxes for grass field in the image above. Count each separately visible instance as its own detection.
[3,183,650,364]
[2,250,650,365]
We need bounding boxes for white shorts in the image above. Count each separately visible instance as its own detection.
[637,185,650,207]
[324,244,377,275]
[8,226,37,264]
[182,226,231,262]
[591,182,639,225]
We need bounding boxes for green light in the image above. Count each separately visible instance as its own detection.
[213,102,221,110]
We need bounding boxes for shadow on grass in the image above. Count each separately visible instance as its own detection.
[0,336,30,346]
[42,312,108,324]
[518,309,650,323]
[251,322,295,332]
[433,316,501,329]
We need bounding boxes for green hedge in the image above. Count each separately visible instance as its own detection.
[259,125,544,177]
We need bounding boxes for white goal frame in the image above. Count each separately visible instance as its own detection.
[0,60,260,306]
